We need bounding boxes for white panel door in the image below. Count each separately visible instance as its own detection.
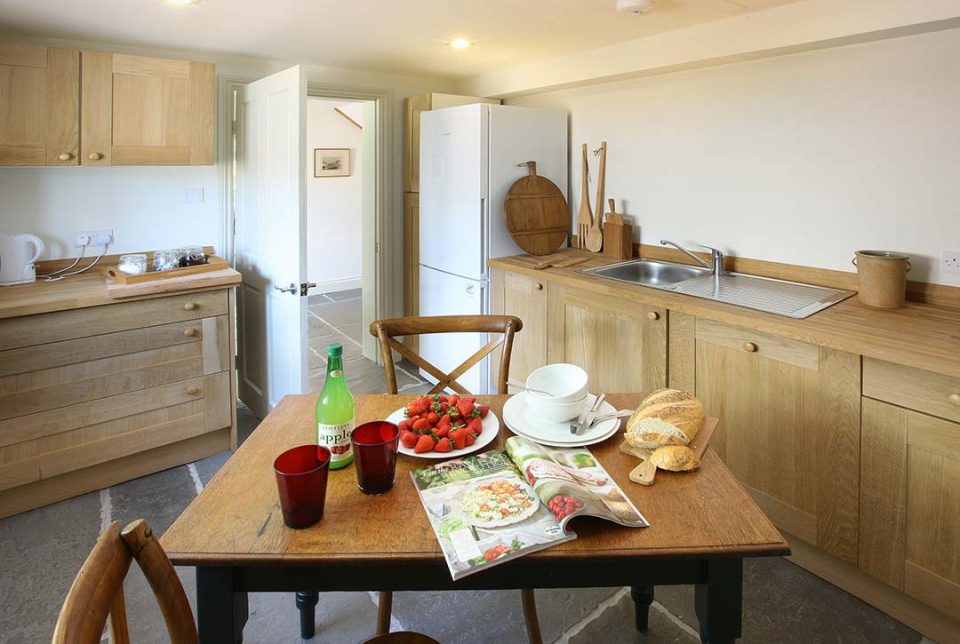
[419,104,486,280]
[418,266,489,394]
[236,66,307,418]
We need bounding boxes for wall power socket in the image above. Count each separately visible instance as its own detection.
[943,250,960,275]
[74,229,114,247]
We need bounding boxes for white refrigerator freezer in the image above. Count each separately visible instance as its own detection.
[419,103,567,393]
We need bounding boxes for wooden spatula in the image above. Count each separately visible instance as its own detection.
[576,144,593,249]
[585,142,606,252]
[619,417,718,486]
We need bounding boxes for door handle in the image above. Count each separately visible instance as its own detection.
[274,283,297,294]
[300,282,317,296]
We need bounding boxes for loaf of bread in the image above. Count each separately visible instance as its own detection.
[623,389,704,449]
[649,445,701,472]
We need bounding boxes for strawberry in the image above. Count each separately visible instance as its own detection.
[438,394,449,403]
[416,397,431,414]
[400,431,417,449]
[435,426,449,439]
[434,438,452,453]
[437,415,451,430]
[412,418,430,432]
[439,402,449,413]
[405,403,419,417]
[450,429,467,450]
[398,419,412,433]
[414,434,435,454]
[448,394,460,405]
[464,432,476,446]
[463,396,477,406]
[457,399,473,418]
[427,411,440,425]
[468,417,483,434]
[478,405,489,418]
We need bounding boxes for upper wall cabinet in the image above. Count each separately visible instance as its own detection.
[0,43,79,166]
[81,53,215,166]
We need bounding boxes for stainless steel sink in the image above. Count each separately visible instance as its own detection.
[584,259,711,287]
[581,258,854,319]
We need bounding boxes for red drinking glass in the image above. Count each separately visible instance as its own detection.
[273,445,331,529]
[351,421,400,494]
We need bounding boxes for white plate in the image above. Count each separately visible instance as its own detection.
[387,406,500,460]
[502,392,621,448]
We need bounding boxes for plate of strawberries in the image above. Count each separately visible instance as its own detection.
[387,393,500,459]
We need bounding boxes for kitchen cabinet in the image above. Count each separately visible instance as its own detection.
[81,52,215,165]
[547,283,666,394]
[490,270,548,383]
[860,360,960,622]
[0,43,79,166]
[402,191,420,352]
[693,319,861,564]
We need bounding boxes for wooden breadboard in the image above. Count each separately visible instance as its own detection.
[620,416,718,486]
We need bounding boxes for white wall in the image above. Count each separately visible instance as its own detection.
[507,28,960,286]
[306,99,364,291]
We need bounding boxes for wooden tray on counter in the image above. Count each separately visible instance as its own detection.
[100,254,227,284]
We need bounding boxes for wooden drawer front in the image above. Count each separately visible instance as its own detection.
[0,372,230,490]
[864,358,960,423]
[0,319,204,378]
[0,290,227,351]
[695,319,820,371]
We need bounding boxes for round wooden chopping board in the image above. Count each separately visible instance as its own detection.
[503,162,569,256]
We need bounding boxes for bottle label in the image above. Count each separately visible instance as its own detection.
[329,370,343,378]
[318,419,354,461]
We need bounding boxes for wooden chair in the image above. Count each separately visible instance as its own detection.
[52,519,198,644]
[368,314,543,644]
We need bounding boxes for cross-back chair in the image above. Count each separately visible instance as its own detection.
[368,314,543,644]
[52,519,198,644]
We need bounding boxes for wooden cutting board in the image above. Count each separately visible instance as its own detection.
[504,161,569,256]
[619,416,718,486]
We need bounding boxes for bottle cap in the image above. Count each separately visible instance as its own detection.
[326,343,343,358]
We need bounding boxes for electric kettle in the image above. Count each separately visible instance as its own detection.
[0,233,45,286]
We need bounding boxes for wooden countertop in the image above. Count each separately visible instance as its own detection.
[0,268,242,319]
[489,250,960,378]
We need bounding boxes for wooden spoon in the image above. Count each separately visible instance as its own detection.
[585,142,606,252]
[576,144,593,249]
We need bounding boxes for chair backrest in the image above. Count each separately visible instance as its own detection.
[369,315,523,395]
[52,519,198,644]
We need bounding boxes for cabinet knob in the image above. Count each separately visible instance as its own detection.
[183,302,197,311]
[58,153,72,161]
[533,283,543,291]
[743,342,758,353]
[950,393,960,407]
[183,328,198,337]
[648,311,660,321]
[88,152,103,161]
[185,386,201,396]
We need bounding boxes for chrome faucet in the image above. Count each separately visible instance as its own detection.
[660,240,726,285]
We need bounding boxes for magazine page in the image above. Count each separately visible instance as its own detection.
[504,436,649,531]
[411,450,575,581]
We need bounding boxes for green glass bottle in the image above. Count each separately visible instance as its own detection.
[316,343,355,469]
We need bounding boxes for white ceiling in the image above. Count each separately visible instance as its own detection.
[0,0,801,80]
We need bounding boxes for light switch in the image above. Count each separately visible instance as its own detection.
[184,188,204,203]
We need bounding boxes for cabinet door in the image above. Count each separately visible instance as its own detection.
[860,399,960,621]
[489,270,547,386]
[402,192,420,353]
[81,52,214,165]
[546,283,666,394]
[694,319,860,563]
[0,43,78,166]
[403,94,431,192]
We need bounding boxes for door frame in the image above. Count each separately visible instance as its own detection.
[220,76,392,365]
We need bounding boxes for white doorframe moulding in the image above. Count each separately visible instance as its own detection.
[457,0,960,97]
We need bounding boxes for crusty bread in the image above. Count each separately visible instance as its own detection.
[624,389,704,449]
[649,445,701,472]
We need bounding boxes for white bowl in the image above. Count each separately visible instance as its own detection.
[525,363,589,404]
[526,392,588,423]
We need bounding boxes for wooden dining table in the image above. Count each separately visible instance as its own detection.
[161,393,789,644]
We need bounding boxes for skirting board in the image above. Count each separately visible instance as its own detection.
[314,277,362,295]
[783,531,960,643]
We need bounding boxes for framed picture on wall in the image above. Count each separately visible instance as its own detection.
[314,148,351,177]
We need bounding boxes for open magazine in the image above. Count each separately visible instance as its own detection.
[410,436,648,580]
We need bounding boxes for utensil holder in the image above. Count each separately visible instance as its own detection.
[853,250,910,309]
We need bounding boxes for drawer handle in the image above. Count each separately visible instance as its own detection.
[183,302,197,311]
[743,342,758,353]
[88,152,103,161]
[534,283,543,291]
[950,393,960,407]
[185,386,201,396]
[58,152,73,161]
[183,328,198,337]
[648,311,660,321]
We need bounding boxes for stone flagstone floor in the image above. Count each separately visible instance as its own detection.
[0,290,934,643]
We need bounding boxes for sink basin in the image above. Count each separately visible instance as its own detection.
[582,259,710,287]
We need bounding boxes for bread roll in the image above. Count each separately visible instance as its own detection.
[649,445,701,472]
[624,389,704,449]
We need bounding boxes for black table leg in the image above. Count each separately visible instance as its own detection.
[296,591,320,638]
[630,585,655,632]
[695,558,743,644]
[197,566,248,644]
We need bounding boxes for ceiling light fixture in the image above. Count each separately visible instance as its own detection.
[166,0,200,5]
[450,38,471,50]
[616,0,657,15]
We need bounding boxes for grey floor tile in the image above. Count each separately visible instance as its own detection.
[242,591,379,643]
[308,293,332,305]
[111,466,197,535]
[311,299,361,327]
[237,401,261,445]
[338,321,363,343]
[568,590,697,644]
[325,288,361,302]
[194,450,231,486]
[0,492,101,643]
[309,320,361,360]
[391,589,530,644]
